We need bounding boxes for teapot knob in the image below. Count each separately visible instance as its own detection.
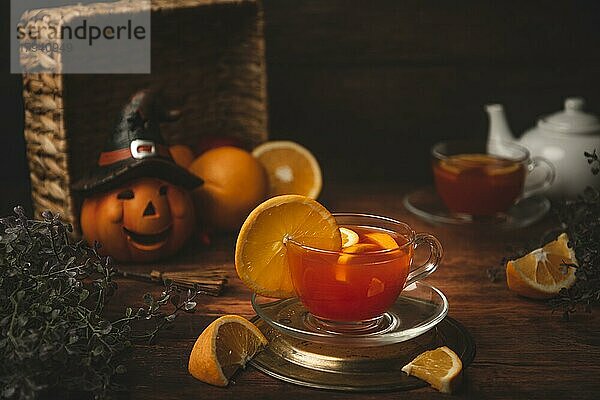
[565,97,585,113]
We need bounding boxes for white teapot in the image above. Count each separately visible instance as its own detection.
[486,98,600,199]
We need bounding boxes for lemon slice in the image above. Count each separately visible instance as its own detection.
[252,141,322,199]
[188,315,267,387]
[506,233,577,299]
[402,346,463,393]
[235,195,342,298]
[340,227,359,248]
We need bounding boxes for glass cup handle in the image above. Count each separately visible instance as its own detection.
[523,156,556,197]
[405,233,443,287]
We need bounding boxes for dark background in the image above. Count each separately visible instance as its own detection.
[2,0,600,215]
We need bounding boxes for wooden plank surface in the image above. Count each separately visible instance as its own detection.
[109,183,600,399]
[3,2,600,396]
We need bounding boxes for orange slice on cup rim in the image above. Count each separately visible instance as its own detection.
[235,195,342,298]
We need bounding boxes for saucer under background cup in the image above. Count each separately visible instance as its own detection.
[403,186,550,230]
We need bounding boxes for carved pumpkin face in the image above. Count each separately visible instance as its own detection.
[80,177,195,263]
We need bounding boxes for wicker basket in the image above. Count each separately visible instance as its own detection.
[21,0,268,233]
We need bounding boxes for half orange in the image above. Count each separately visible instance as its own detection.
[188,315,267,387]
[252,141,322,199]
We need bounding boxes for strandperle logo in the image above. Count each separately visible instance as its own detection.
[17,19,147,47]
[11,0,151,74]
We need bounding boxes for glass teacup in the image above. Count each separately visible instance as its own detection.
[432,140,555,216]
[286,213,442,332]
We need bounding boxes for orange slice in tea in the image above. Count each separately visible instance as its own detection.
[367,277,385,297]
[336,243,380,281]
[235,195,342,298]
[438,154,491,175]
[484,158,521,176]
[437,159,462,176]
[337,243,380,265]
[340,227,359,248]
[485,160,521,175]
[506,233,577,299]
[188,315,267,387]
[440,154,520,176]
[336,233,401,281]
[364,232,399,250]
[402,346,463,393]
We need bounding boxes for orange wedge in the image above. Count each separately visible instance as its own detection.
[506,233,577,299]
[252,141,322,199]
[402,346,463,393]
[188,315,267,387]
[235,195,342,298]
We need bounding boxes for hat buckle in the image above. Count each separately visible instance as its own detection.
[131,139,157,159]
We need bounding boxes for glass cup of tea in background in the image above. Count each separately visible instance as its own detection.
[286,213,442,332]
[431,140,555,216]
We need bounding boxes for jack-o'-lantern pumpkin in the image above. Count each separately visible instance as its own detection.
[72,90,204,262]
[81,178,196,262]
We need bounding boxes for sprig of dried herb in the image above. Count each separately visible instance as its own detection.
[0,207,201,399]
[550,150,600,319]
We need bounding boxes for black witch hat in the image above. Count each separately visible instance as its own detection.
[72,90,203,194]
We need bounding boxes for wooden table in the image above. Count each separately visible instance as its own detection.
[112,184,600,399]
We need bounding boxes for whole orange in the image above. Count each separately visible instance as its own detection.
[169,144,196,168]
[188,146,268,231]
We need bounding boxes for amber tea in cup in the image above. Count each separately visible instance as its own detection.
[286,214,442,330]
[432,140,554,216]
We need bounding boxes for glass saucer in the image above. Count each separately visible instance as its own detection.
[403,186,550,230]
[251,281,448,346]
[250,315,475,392]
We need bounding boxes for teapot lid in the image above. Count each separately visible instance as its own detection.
[538,97,600,135]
